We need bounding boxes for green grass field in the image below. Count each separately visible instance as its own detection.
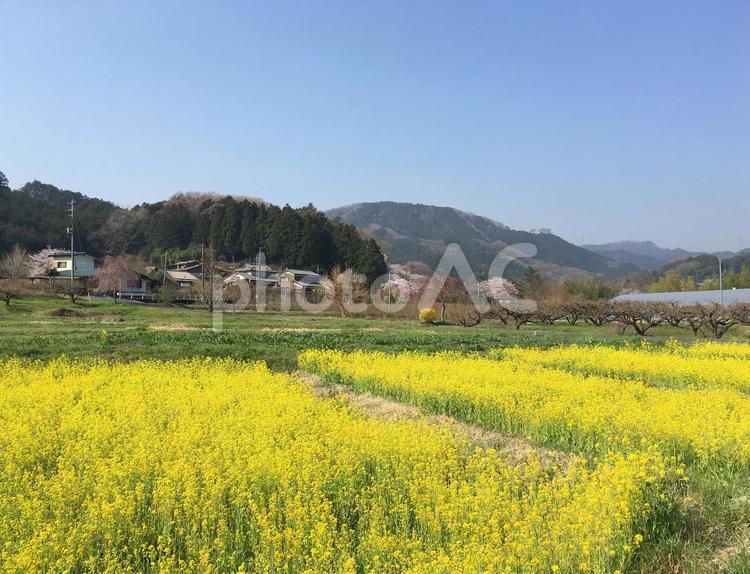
[4,295,747,370]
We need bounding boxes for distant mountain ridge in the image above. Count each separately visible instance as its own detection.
[582,240,736,270]
[327,201,639,280]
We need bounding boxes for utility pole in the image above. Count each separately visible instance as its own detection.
[719,256,724,306]
[68,199,75,292]
[201,243,205,302]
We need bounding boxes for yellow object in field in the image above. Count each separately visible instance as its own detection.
[418,307,438,323]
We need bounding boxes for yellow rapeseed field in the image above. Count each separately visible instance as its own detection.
[299,349,750,465]
[493,343,750,392]
[0,358,672,574]
[665,340,750,360]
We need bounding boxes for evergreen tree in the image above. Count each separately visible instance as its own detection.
[239,202,262,257]
[297,205,334,269]
[358,238,388,283]
[143,202,194,250]
[220,198,242,260]
[519,267,545,299]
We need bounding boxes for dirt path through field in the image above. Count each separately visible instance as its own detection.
[295,370,570,470]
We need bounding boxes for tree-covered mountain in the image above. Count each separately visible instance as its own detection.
[0,172,386,281]
[0,177,121,256]
[327,201,638,280]
[659,251,750,283]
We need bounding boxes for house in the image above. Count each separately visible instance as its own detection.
[235,263,276,278]
[165,270,200,288]
[48,251,96,278]
[224,272,279,288]
[96,266,154,299]
[168,260,203,276]
[117,271,154,299]
[225,263,279,287]
[279,269,327,293]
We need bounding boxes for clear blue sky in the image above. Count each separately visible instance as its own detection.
[1,1,748,252]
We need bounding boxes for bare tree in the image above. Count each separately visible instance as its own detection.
[0,279,30,306]
[733,303,750,325]
[457,310,483,327]
[62,283,85,304]
[504,300,536,330]
[661,301,687,327]
[493,306,510,325]
[693,303,746,340]
[684,307,705,337]
[582,301,611,326]
[613,302,663,336]
[560,300,584,325]
[0,245,28,278]
[532,302,564,325]
[329,266,367,318]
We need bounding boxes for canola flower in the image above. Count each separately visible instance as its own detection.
[494,343,750,393]
[300,349,750,465]
[663,340,750,360]
[0,358,671,573]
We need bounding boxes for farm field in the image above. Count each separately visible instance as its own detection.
[1,298,750,573]
[301,348,750,573]
[495,344,750,392]
[2,297,748,368]
[0,358,674,573]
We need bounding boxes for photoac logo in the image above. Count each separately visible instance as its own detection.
[211,242,538,330]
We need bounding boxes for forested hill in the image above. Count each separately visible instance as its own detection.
[328,201,638,280]
[660,251,750,282]
[0,172,386,280]
[0,178,120,255]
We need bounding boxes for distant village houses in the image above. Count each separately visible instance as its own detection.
[224,265,328,294]
[22,246,335,304]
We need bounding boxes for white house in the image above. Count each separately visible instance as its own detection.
[49,251,96,278]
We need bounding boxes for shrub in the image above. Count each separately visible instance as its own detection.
[418,307,438,324]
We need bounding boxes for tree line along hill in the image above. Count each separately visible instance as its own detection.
[0,172,387,282]
[623,251,750,292]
